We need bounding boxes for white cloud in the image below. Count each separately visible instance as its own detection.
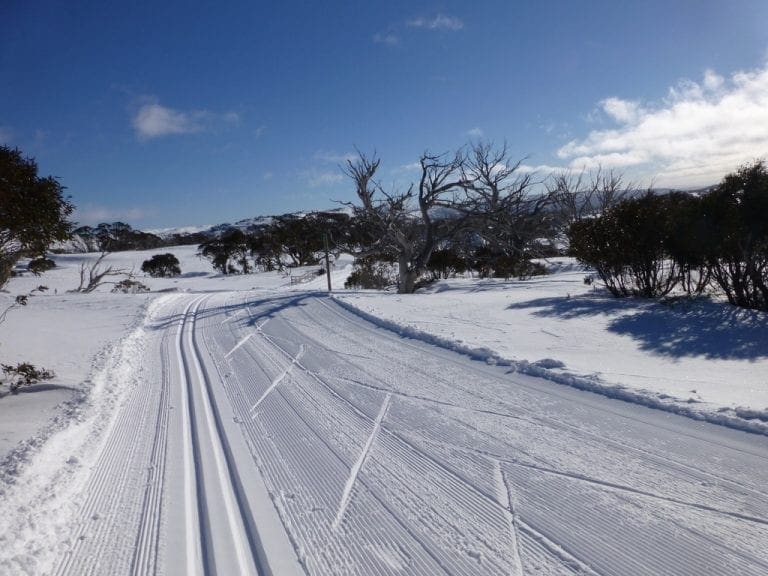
[314,150,358,164]
[466,127,484,138]
[373,32,400,46]
[302,169,345,188]
[132,99,239,140]
[557,62,768,187]
[600,97,643,124]
[407,14,464,31]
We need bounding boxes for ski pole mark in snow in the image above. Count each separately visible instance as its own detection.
[516,521,603,576]
[504,457,768,527]
[225,334,253,359]
[249,344,305,413]
[333,393,392,531]
[495,460,524,576]
[225,319,270,358]
[221,309,244,324]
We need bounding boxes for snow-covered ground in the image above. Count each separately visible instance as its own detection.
[0,246,767,574]
[334,259,768,434]
[2,248,766,460]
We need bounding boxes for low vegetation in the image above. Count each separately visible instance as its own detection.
[141,253,181,277]
[569,161,768,311]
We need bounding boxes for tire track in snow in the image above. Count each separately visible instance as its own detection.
[286,297,768,574]
[310,297,768,510]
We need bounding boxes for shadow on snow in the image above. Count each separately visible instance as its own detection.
[507,294,768,361]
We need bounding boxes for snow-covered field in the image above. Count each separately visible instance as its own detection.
[0,246,767,574]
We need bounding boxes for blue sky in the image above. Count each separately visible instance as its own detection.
[3,1,768,229]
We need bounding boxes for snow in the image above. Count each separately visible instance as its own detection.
[333,258,768,434]
[0,247,767,574]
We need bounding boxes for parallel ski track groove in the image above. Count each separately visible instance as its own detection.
[179,294,267,576]
[53,320,160,576]
[129,323,172,576]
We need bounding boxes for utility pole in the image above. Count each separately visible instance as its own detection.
[323,233,332,292]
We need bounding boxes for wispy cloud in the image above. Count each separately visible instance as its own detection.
[407,14,464,31]
[373,32,400,46]
[302,169,345,188]
[132,98,239,140]
[314,150,358,164]
[466,127,484,139]
[558,63,768,187]
[74,204,153,225]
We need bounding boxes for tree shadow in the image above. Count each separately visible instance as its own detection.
[508,294,768,361]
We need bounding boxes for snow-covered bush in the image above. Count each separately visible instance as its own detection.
[111,278,150,294]
[1,362,54,394]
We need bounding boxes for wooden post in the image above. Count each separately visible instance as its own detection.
[323,233,332,292]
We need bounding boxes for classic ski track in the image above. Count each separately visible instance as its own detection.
[177,294,264,576]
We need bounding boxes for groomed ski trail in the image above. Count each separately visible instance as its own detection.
[1,290,767,575]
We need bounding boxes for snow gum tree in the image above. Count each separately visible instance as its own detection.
[343,150,473,294]
[0,146,74,288]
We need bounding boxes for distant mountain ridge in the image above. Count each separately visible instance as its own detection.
[53,209,351,254]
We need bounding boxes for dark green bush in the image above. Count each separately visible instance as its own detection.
[141,253,181,277]
[27,257,56,276]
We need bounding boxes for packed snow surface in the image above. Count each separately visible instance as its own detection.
[0,247,767,574]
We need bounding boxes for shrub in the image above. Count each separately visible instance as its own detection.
[702,161,768,310]
[141,253,181,277]
[568,193,681,298]
[426,248,468,279]
[345,256,396,289]
[111,278,150,294]
[1,362,54,394]
[27,257,56,276]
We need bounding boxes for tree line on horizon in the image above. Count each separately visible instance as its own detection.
[2,142,768,312]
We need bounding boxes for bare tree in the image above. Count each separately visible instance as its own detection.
[343,150,472,293]
[71,252,130,293]
[549,166,631,226]
[460,141,555,265]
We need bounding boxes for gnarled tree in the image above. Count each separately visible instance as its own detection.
[0,146,74,287]
[344,150,472,293]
